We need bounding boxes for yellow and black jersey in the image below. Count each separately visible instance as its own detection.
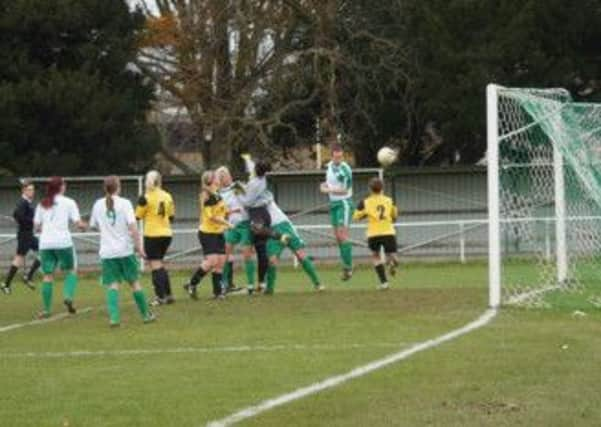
[353,193,398,237]
[135,188,175,237]
[199,193,228,234]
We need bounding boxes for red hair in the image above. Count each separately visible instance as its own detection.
[41,176,64,209]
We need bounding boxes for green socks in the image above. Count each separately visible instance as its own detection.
[133,290,150,319]
[41,281,53,314]
[106,288,120,325]
[63,271,78,301]
[266,265,277,293]
[244,259,256,288]
[339,241,353,269]
[301,258,320,287]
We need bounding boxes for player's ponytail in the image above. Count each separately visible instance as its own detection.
[104,175,120,213]
[145,170,161,191]
[41,176,64,209]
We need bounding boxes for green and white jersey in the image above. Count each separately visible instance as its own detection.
[325,160,353,202]
[267,201,289,226]
[34,195,81,250]
[219,184,248,225]
[90,196,136,259]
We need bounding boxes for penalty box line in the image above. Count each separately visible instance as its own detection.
[206,308,498,427]
[0,307,94,333]
[0,342,413,359]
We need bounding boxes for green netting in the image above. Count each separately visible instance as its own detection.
[497,87,601,307]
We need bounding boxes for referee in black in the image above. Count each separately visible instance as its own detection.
[1,180,40,295]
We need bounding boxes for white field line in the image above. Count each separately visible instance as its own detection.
[0,342,410,359]
[0,307,93,333]
[206,308,498,427]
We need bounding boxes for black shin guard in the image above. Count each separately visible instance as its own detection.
[226,261,234,286]
[374,263,387,284]
[190,267,208,286]
[161,268,172,297]
[26,259,41,281]
[212,272,223,296]
[4,265,18,287]
[255,241,268,284]
[151,270,166,299]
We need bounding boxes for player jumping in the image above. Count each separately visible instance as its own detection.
[264,200,323,294]
[353,178,399,290]
[33,177,85,318]
[321,144,354,281]
[89,176,155,327]
[1,180,40,294]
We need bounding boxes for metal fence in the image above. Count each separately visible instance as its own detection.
[0,167,490,269]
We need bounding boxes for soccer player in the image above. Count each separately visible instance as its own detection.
[238,158,275,292]
[353,177,399,290]
[33,177,85,318]
[89,176,155,327]
[216,166,256,295]
[1,180,40,294]
[135,171,175,306]
[184,171,231,299]
[320,144,354,281]
[264,199,322,294]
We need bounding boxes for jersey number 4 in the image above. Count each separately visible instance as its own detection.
[157,202,166,217]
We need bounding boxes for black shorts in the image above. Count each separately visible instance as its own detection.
[368,235,397,254]
[198,231,225,255]
[144,236,172,260]
[16,232,38,256]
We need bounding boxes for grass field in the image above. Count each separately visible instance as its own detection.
[0,262,600,427]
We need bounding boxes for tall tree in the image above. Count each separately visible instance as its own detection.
[0,0,159,176]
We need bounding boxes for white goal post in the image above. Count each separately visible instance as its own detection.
[487,84,601,307]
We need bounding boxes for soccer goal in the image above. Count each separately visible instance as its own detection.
[487,84,601,308]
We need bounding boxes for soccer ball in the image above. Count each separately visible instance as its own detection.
[377,147,397,167]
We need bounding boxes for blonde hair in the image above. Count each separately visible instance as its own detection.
[145,170,161,191]
[200,170,216,216]
[215,166,230,186]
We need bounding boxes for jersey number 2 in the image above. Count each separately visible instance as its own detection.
[157,202,166,217]
[376,205,386,220]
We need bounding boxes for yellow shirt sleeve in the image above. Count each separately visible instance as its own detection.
[391,204,398,220]
[353,199,367,221]
[167,195,175,219]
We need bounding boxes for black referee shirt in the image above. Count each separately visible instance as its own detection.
[13,197,35,233]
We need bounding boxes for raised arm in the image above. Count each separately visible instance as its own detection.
[353,199,367,221]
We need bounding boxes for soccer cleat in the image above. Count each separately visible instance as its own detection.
[263,288,274,296]
[212,293,226,300]
[388,258,399,277]
[1,283,11,295]
[64,299,77,314]
[22,276,35,290]
[314,285,326,292]
[150,297,167,307]
[109,322,121,329]
[36,311,51,320]
[247,286,254,296]
[143,312,157,324]
[226,284,242,294]
[341,268,353,281]
[183,283,198,300]
[279,233,291,245]
[165,295,176,305]
[256,283,266,293]
[378,283,390,291]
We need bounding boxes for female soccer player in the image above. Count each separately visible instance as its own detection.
[353,178,399,290]
[320,144,354,281]
[184,171,232,299]
[33,177,85,318]
[264,199,322,294]
[216,166,256,295]
[90,176,155,327]
[1,180,40,294]
[135,170,175,306]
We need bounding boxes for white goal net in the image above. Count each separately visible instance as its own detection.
[488,84,601,307]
